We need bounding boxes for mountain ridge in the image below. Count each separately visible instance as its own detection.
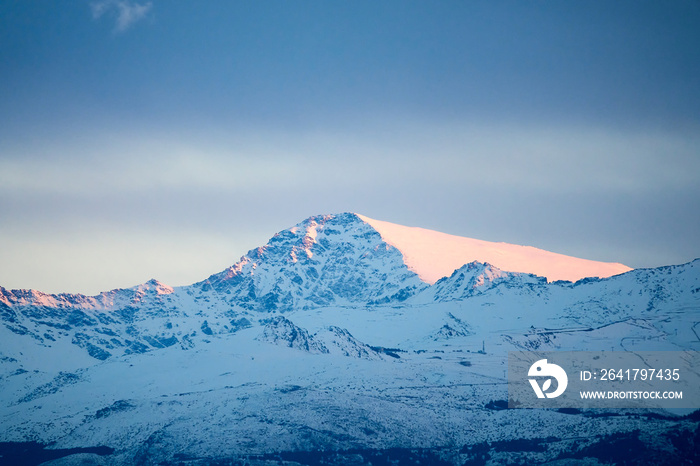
[1,212,696,367]
[1,212,635,300]
[0,214,698,465]
[357,213,632,283]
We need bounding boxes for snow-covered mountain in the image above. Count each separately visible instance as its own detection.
[0,213,698,465]
[198,213,427,311]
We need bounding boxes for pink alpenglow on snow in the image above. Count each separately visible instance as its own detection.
[357,214,632,284]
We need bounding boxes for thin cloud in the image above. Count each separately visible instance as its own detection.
[91,0,153,32]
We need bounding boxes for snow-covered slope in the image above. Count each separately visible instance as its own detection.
[358,214,632,283]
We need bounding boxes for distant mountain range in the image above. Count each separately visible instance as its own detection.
[1,213,698,465]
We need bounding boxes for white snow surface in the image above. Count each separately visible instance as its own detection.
[357,214,632,284]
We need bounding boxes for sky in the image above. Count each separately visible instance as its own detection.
[1,1,699,295]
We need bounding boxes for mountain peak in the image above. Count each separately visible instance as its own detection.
[200,213,425,312]
[355,214,632,283]
[132,279,174,295]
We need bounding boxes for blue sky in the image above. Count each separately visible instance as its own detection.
[1,1,699,294]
